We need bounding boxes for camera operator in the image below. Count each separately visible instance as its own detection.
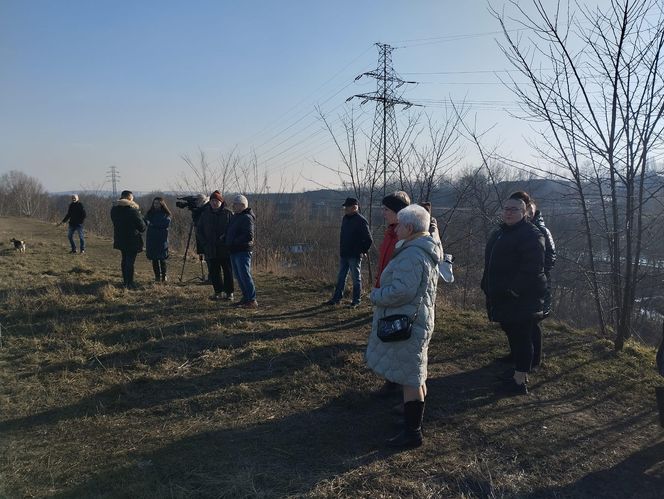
[191,194,210,281]
[196,191,234,300]
[176,193,211,280]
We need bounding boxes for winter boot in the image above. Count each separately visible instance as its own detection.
[387,400,424,449]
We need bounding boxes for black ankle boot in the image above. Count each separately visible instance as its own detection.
[387,400,424,449]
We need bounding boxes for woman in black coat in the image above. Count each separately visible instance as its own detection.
[481,196,546,395]
[145,197,172,282]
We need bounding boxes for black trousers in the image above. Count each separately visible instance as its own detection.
[120,250,138,285]
[500,320,535,373]
[532,321,543,367]
[208,256,233,294]
[151,259,167,279]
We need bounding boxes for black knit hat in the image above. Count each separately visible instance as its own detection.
[382,194,409,213]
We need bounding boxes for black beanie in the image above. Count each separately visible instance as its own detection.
[382,194,409,213]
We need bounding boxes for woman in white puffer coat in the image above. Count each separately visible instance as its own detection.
[366,204,442,449]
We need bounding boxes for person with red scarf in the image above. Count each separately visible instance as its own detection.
[375,191,410,287]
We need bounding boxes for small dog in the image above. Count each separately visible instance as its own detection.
[10,238,26,253]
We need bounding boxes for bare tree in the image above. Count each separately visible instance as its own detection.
[317,107,384,226]
[175,149,220,195]
[0,170,46,217]
[402,112,464,202]
[494,0,664,349]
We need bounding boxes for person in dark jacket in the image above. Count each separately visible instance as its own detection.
[58,194,87,254]
[144,197,172,283]
[481,195,546,395]
[226,194,257,308]
[191,194,211,282]
[375,191,411,288]
[528,200,556,368]
[325,197,373,308]
[197,191,234,300]
[111,190,146,289]
[419,202,441,246]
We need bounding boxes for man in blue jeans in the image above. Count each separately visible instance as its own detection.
[58,194,87,254]
[325,197,373,308]
[225,194,257,309]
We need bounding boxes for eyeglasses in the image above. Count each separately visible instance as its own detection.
[503,207,522,213]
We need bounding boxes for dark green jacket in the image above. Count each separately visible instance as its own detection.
[111,199,146,252]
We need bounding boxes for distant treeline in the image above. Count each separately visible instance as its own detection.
[3,168,664,346]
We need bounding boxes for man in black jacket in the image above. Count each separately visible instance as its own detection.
[58,194,87,254]
[110,190,146,289]
[325,197,373,308]
[197,191,234,300]
[226,194,257,308]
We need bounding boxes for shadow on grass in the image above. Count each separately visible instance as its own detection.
[32,312,368,377]
[527,439,664,499]
[0,342,364,433]
[426,364,502,421]
[49,390,408,498]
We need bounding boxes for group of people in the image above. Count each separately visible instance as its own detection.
[337,189,555,450]
[59,187,555,451]
[194,191,258,308]
[58,190,259,308]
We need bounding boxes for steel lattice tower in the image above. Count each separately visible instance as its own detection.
[106,165,120,199]
[346,43,418,194]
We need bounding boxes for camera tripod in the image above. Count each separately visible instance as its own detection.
[178,221,207,283]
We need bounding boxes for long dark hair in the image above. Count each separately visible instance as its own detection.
[146,197,172,217]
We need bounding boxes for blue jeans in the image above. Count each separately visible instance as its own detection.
[67,224,85,251]
[231,251,256,302]
[331,256,362,304]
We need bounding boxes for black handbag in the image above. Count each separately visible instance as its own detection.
[376,295,425,343]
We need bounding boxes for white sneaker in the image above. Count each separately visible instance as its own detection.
[438,254,454,283]
[222,292,234,301]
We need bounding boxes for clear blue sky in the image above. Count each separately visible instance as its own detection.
[1,0,541,193]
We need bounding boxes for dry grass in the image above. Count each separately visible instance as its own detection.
[0,216,663,498]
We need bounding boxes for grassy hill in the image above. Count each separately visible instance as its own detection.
[0,216,662,498]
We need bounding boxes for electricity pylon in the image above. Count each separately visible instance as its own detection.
[106,166,120,199]
[346,43,419,195]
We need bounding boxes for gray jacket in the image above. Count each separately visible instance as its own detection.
[365,234,442,387]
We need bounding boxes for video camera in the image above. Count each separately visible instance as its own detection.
[176,195,201,211]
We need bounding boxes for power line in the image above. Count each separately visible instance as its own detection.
[391,28,527,45]
[253,82,356,157]
[238,45,375,151]
[266,115,372,179]
[401,69,532,75]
